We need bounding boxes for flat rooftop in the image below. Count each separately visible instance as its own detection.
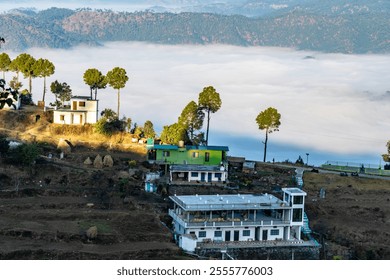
[170,193,287,211]
[282,187,307,195]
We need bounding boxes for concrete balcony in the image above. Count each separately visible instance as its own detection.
[169,209,293,228]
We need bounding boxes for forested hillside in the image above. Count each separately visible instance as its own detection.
[0,7,389,53]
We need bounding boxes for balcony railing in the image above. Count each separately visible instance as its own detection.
[169,209,293,228]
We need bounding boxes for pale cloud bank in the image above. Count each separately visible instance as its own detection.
[8,42,390,164]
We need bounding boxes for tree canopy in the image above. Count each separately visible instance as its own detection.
[106,67,129,116]
[255,107,281,162]
[0,53,11,80]
[160,123,189,145]
[83,68,107,100]
[143,120,156,139]
[9,76,22,91]
[33,58,55,102]
[198,86,222,145]
[383,141,390,162]
[10,53,36,94]
[50,80,72,108]
[178,100,204,144]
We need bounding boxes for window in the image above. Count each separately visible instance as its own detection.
[192,152,199,158]
[243,230,251,236]
[214,231,222,237]
[293,196,303,204]
[198,231,206,238]
[205,152,210,162]
[60,115,65,121]
[79,101,86,107]
[270,229,279,236]
[163,151,170,157]
[191,172,199,177]
[292,208,303,222]
[214,173,222,179]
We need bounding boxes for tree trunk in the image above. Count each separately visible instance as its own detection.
[205,109,210,145]
[90,87,93,99]
[117,89,120,116]
[29,76,32,94]
[42,76,46,102]
[263,128,268,162]
[94,88,98,100]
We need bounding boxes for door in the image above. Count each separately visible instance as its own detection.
[72,101,77,110]
[255,227,260,241]
[79,114,83,124]
[225,231,231,241]
[201,173,206,182]
[234,230,239,241]
[208,173,212,182]
[262,230,268,241]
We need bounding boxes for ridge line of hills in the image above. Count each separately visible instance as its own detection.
[0,7,389,53]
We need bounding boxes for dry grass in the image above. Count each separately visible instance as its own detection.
[304,172,390,191]
[0,105,147,158]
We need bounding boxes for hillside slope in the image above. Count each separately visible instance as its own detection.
[1,107,390,259]
[0,7,389,53]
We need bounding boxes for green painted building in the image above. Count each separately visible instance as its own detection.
[147,144,229,165]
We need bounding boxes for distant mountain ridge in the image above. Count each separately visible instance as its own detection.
[0,3,389,53]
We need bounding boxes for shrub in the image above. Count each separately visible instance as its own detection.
[9,143,40,166]
[94,117,126,136]
[0,135,9,156]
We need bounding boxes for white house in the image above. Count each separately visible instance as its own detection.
[53,96,98,125]
[169,164,228,184]
[169,188,307,252]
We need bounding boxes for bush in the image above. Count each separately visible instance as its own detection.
[9,143,40,166]
[94,117,126,136]
[20,92,34,105]
[0,135,9,156]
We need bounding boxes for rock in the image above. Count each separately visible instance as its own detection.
[128,169,136,177]
[93,154,103,169]
[103,155,114,167]
[57,138,72,154]
[84,157,92,165]
[86,226,98,239]
[117,171,130,179]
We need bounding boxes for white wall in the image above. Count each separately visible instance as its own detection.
[187,171,227,182]
[53,99,98,125]
[179,235,197,252]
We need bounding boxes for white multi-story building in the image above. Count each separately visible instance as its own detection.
[53,96,98,125]
[169,188,307,252]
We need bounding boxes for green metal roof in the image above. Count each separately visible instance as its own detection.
[149,144,229,151]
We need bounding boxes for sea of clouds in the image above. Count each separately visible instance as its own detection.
[6,42,390,165]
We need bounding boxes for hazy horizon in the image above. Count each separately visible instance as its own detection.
[6,42,390,166]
